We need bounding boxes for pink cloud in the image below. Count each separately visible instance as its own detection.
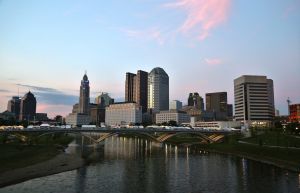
[204,58,222,65]
[121,28,165,45]
[282,0,300,18]
[164,0,231,40]
[37,103,72,119]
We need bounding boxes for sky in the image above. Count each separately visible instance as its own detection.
[0,0,299,118]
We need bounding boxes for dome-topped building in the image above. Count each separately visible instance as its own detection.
[148,67,169,111]
[149,67,169,77]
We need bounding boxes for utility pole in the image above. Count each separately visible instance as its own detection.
[287,97,291,116]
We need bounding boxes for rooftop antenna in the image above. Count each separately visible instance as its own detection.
[85,70,87,75]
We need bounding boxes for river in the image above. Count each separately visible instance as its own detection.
[1,136,300,193]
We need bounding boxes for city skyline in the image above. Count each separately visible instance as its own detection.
[0,0,300,117]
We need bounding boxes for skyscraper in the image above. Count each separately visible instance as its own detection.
[125,72,136,102]
[187,92,204,111]
[135,70,148,112]
[7,96,21,120]
[234,75,275,124]
[19,91,36,121]
[148,67,169,111]
[79,73,90,114]
[66,73,91,126]
[125,70,148,112]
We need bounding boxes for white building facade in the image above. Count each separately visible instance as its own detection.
[156,110,190,125]
[191,121,241,130]
[65,113,91,126]
[105,102,142,126]
[234,75,275,127]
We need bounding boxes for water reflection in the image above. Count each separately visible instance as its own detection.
[75,167,87,193]
[241,158,248,191]
[299,174,300,189]
[0,136,300,193]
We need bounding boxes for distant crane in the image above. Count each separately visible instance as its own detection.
[287,97,291,115]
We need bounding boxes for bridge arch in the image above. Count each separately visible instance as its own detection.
[36,130,160,144]
[94,131,160,143]
[157,132,224,143]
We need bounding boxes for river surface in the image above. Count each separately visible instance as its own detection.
[1,136,300,193]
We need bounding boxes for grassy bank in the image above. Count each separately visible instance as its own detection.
[240,131,300,148]
[194,133,300,171]
[0,133,74,173]
[0,145,59,173]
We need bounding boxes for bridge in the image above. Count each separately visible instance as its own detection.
[1,127,238,144]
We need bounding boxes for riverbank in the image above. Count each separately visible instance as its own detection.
[0,152,84,188]
[191,143,300,172]
[164,132,300,172]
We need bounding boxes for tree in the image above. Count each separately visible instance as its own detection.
[168,120,177,126]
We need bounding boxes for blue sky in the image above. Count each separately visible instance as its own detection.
[0,0,299,118]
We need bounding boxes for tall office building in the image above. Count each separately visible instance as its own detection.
[135,70,148,112]
[148,67,169,111]
[66,73,91,126]
[234,75,275,124]
[7,96,21,120]
[125,72,136,102]
[79,73,90,114]
[205,92,228,121]
[188,92,204,111]
[206,92,227,112]
[125,70,148,112]
[19,91,36,121]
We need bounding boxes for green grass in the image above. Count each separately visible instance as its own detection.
[203,143,300,163]
[0,133,74,173]
[195,133,300,170]
[240,132,300,148]
[0,145,59,173]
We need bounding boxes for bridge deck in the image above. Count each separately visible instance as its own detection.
[1,127,237,135]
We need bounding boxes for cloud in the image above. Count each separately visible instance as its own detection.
[37,104,73,118]
[204,58,222,65]
[16,84,78,106]
[164,0,231,40]
[17,84,58,93]
[282,0,300,18]
[121,27,165,45]
[0,89,9,93]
